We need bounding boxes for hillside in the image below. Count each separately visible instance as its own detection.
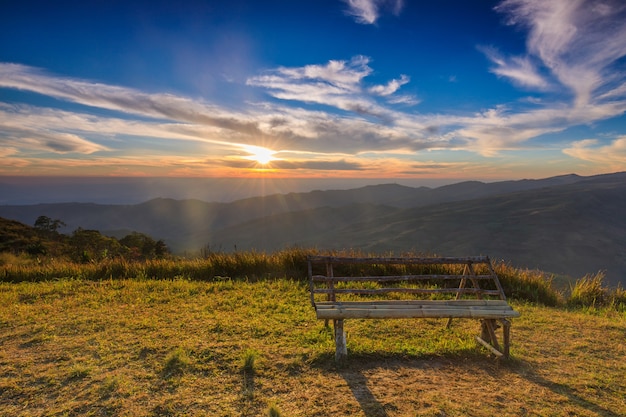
[1,172,625,284]
[212,173,626,283]
[0,217,40,252]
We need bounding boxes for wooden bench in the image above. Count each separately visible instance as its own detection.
[308,255,520,361]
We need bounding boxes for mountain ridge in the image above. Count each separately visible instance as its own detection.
[1,172,624,283]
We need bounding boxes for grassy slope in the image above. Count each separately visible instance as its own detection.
[1,278,624,417]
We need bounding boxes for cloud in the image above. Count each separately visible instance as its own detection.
[0,63,264,138]
[479,46,550,90]
[491,0,626,107]
[386,95,420,106]
[272,159,365,171]
[369,74,410,96]
[247,56,418,120]
[0,107,108,154]
[216,157,365,172]
[563,137,626,170]
[0,104,241,151]
[247,56,374,110]
[0,146,18,158]
[343,0,404,25]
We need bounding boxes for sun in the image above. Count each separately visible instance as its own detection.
[243,145,278,165]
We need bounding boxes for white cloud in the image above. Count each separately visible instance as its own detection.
[343,0,404,25]
[479,46,550,90]
[369,74,410,96]
[563,137,626,169]
[248,56,371,98]
[492,0,626,107]
[0,105,108,154]
[247,56,414,119]
[386,95,420,106]
[0,63,264,137]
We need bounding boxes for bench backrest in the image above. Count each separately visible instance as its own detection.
[307,255,507,307]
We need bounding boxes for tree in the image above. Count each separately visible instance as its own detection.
[34,216,66,234]
[119,232,168,260]
[155,240,169,258]
[69,228,123,263]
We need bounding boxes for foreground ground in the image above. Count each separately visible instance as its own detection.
[0,278,624,416]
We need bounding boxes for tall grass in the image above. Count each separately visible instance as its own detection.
[568,271,626,311]
[2,248,624,310]
[0,248,311,283]
[492,261,562,306]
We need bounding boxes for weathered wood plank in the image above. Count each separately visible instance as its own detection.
[315,299,510,307]
[313,288,503,296]
[315,307,521,320]
[308,255,491,265]
[311,274,495,282]
[475,336,504,358]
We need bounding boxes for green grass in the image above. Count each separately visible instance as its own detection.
[0,275,625,416]
[1,249,625,415]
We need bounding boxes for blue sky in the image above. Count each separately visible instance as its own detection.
[1,0,626,183]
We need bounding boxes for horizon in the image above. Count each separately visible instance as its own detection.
[1,1,626,181]
[0,170,617,205]
[0,175,483,205]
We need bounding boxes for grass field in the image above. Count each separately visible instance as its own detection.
[1,275,625,416]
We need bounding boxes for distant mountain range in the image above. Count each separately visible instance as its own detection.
[1,172,625,285]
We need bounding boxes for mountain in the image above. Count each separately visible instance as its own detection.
[1,172,625,284]
[208,173,626,284]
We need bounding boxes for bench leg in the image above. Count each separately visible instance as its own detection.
[477,319,511,359]
[334,319,347,362]
[500,318,511,358]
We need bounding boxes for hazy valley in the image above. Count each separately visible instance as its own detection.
[1,171,625,285]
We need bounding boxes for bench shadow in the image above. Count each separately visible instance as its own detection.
[312,351,480,417]
[339,366,390,417]
[310,352,622,417]
[511,360,622,417]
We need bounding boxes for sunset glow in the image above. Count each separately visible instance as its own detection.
[1,1,625,182]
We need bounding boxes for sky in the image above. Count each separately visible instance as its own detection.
[1,0,626,185]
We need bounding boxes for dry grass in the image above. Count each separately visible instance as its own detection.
[0,278,624,416]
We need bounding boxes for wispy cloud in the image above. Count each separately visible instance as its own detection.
[247,56,374,111]
[218,157,365,171]
[369,74,410,96]
[343,0,404,25]
[479,46,550,90]
[0,105,108,154]
[247,56,417,120]
[490,0,626,107]
[0,63,264,138]
[563,137,626,170]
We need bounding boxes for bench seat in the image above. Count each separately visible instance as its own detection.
[315,299,520,320]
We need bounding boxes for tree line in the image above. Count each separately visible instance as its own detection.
[30,215,169,262]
